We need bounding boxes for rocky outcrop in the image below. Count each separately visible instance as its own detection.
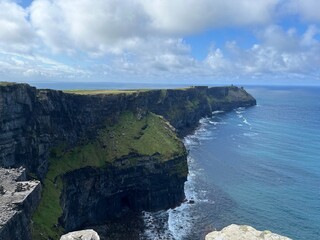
[0,167,41,240]
[205,224,292,240]
[60,229,100,240]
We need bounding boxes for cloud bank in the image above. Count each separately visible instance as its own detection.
[0,0,320,84]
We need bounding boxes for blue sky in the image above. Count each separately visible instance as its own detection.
[1,0,320,85]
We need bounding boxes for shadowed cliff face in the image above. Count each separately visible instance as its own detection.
[60,154,187,231]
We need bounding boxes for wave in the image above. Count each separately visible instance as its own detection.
[142,155,202,240]
[209,120,226,126]
[184,136,198,147]
[236,111,244,114]
[212,110,224,115]
[142,211,173,240]
[243,132,259,137]
[243,118,251,126]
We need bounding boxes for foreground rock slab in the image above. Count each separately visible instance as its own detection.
[60,229,100,240]
[205,224,292,240]
[0,167,41,240]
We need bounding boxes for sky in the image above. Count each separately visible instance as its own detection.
[1,0,320,86]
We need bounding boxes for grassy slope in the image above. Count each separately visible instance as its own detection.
[63,87,191,95]
[63,89,144,95]
[0,81,17,86]
[32,111,185,240]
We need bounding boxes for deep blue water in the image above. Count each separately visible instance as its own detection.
[143,86,320,240]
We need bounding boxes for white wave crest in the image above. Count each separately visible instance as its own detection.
[243,118,251,126]
[212,110,224,115]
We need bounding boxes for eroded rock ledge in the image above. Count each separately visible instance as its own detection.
[205,224,292,240]
[0,167,41,240]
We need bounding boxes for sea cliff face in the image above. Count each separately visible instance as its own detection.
[0,84,255,177]
[0,83,256,239]
[60,154,186,231]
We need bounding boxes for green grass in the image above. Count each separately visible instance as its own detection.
[63,87,195,95]
[185,99,200,111]
[63,89,148,95]
[0,81,17,86]
[32,111,185,239]
[100,112,185,161]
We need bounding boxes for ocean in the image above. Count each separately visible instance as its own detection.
[140,86,320,240]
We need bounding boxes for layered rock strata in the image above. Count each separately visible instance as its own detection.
[0,167,41,240]
[0,84,256,178]
[60,154,187,231]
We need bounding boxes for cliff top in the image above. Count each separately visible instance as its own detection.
[63,87,193,95]
[64,89,144,95]
[0,82,20,87]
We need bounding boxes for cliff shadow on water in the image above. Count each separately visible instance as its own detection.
[0,82,256,240]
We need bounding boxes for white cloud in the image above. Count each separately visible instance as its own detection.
[287,0,320,22]
[29,0,150,54]
[204,25,320,78]
[0,0,34,52]
[28,0,281,55]
[0,51,89,81]
[141,0,279,34]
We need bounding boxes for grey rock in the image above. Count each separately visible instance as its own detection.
[0,167,41,240]
[205,224,292,240]
[60,229,100,240]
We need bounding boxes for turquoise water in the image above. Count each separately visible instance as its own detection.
[142,86,320,240]
[168,86,320,240]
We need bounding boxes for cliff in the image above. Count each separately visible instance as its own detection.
[0,84,255,176]
[0,83,256,239]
